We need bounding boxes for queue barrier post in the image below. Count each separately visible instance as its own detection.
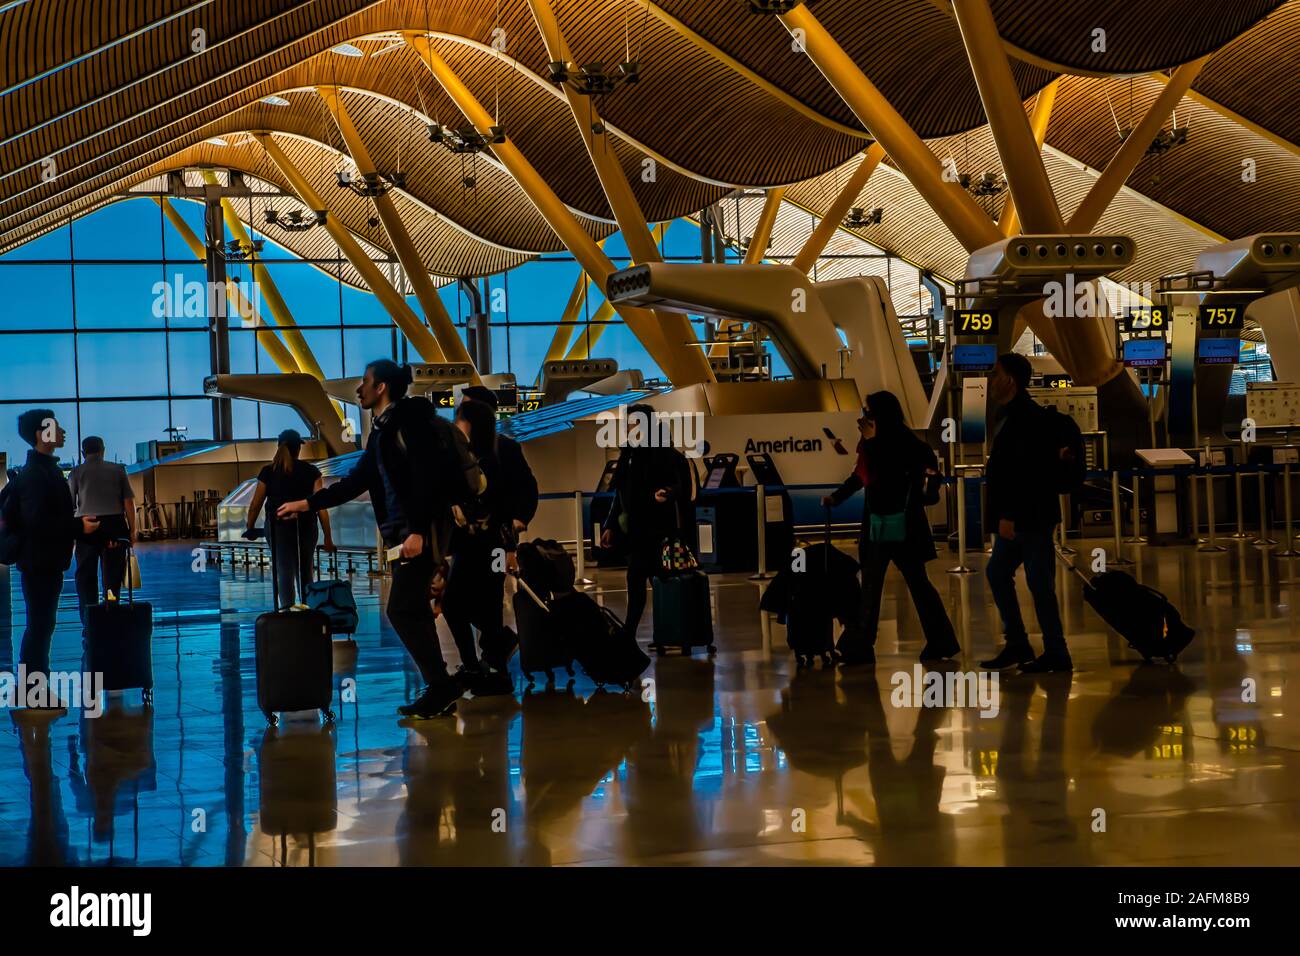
[1110,471,1135,566]
[750,483,772,580]
[1198,468,1227,553]
[947,475,975,574]
[1255,470,1277,547]
[1279,463,1300,557]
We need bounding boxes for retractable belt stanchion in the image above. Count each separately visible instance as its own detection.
[1279,463,1300,558]
[1255,469,1277,547]
[574,490,593,588]
[947,475,975,574]
[1232,464,1250,539]
[1125,472,1147,544]
[1198,466,1227,553]
[1110,471,1135,566]
[750,483,771,581]
[1057,494,1077,556]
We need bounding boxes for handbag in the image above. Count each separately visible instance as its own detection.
[660,536,699,572]
[867,478,912,544]
[127,552,143,589]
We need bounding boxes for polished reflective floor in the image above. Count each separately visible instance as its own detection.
[1,536,1297,867]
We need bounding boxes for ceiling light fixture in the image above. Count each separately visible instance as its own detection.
[844,206,884,227]
[263,207,328,232]
[335,168,406,197]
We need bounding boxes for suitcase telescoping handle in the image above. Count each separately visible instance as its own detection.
[511,570,550,613]
[112,537,135,605]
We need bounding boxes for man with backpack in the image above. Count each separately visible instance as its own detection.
[277,360,484,719]
[979,353,1082,674]
[0,410,100,681]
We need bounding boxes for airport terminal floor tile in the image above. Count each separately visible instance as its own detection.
[1,538,1299,866]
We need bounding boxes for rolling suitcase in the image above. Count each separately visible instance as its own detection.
[84,538,154,703]
[560,591,650,690]
[1071,566,1195,663]
[651,570,715,656]
[786,508,838,667]
[515,539,575,596]
[255,530,334,725]
[512,575,576,686]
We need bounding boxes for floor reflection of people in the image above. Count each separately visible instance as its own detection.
[519,685,650,865]
[845,670,954,866]
[623,658,715,859]
[397,698,519,866]
[11,711,72,866]
[66,698,156,859]
[258,723,337,866]
[999,673,1092,865]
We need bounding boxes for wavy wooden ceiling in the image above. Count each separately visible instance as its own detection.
[1,0,1294,286]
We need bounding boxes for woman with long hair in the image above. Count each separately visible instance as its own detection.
[822,391,957,664]
[442,396,538,694]
[245,429,334,608]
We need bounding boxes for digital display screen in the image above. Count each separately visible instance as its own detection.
[952,309,997,337]
[951,344,997,372]
[1198,303,1245,330]
[1122,338,1168,368]
[1196,337,1240,365]
[1122,305,1168,333]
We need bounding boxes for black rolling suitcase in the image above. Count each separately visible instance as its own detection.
[512,574,576,686]
[1071,566,1195,663]
[560,591,650,690]
[255,531,333,725]
[786,508,838,667]
[651,570,715,656]
[84,538,154,703]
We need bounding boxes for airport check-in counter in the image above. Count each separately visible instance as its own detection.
[1136,448,1195,544]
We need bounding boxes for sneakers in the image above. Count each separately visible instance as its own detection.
[397,681,461,719]
[1019,651,1073,674]
[979,641,1035,670]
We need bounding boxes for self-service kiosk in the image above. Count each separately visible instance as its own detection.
[693,452,794,572]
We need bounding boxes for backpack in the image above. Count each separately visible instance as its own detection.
[1042,406,1086,495]
[0,467,23,565]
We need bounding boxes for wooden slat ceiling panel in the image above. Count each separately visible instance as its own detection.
[1,0,190,91]
[989,0,1285,73]
[0,138,539,280]
[1044,74,1300,240]
[653,0,1053,139]
[0,0,373,174]
[553,0,864,182]
[1193,0,1300,146]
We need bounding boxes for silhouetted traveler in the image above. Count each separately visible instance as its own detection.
[279,360,483,719]
[69,435,136,621]
[600,405,696,640]
[822,390,957,664]
[442,393,537,694]
[0,410,99,680]
[980,353,1071,673]
[245,430,334,608]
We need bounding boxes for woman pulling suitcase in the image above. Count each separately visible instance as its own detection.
[822,390,959,665]
[244,429,335,608]
[441,394,539,695]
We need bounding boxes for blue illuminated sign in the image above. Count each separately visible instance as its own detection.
[1122,338,1167,368]
[1196,337,1240,365]
[951,344,997,372]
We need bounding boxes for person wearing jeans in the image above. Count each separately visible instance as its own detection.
[2,409,99,684]
[68,435,136,621]
[980,353,1073,673]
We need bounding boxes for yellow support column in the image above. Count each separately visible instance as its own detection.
[316,86,476,375]
[406,31,710,386]
[253,131,447,364]
[1068,58,1208,233]
[565,225,666,359]
[198,172,333,394]
[779,3,999,253]
[546,271,590,362]
[154,197,298,376]
[791,145,884,274]
[520,6,714,385]
[951,0,1063,233]
[1000,79,1058,237]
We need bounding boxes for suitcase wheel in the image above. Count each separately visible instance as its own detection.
[565,663,575,677]
[142,689,154,705]
[525,672,536,686]
[822,653,833,667]
[323,709,336,723]
[263,710,278,726]
[652,644,665,656]
[707,645,717,656]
